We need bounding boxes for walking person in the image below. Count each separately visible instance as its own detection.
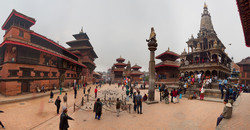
[94,86,98,98]
[129,87,133,98]
[200,86,205,100]
[218,78,224,99]
[49,90,54,103]
[176,88,180,103]
[172,89,177,103]
[163,88,169,104]
[93,98,103,120]
[63,93,68,107]
[133,92,137,112]
[135,91,143,114]
[170,89,174,103]
[83,85,86,95]
[74,86,77,99]
[55,96,61,114]
[0,110,5,129]
[59,106,74,130]
[87,87,91,95]
[116,98,121,117]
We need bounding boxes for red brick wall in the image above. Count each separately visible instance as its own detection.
[4,26,31,42]
[5,81,21,96]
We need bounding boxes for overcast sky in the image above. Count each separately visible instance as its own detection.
[0,0,248,72]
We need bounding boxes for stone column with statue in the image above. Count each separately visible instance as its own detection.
[146,27,158,104]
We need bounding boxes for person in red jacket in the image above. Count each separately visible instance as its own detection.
[172,89,178,103]
[94,86,98,98]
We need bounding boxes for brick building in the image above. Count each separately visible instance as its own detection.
[237,57,250,86]
[0,10,96,96]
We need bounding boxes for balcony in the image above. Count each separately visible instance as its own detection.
[180,61,231,71]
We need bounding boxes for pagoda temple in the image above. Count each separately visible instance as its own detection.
[179,3,232,79]
[0,10,88,95]
[66,29,98,84]
[130,64,143,83]
[111,57,127,82]
[155,48,180,83]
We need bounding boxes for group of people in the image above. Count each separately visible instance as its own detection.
[159,84,182,104]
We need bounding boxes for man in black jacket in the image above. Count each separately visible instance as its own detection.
[59,106,74,130]
[93,98,103,120]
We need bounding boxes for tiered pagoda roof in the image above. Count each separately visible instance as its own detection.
[131,64,142,69]
[156,49,179,62]
[114,63,127,67]
[130,64,143,75]
[66,30,98,59]
[113,56,127,73]
[155,48,180,69]
[116,56,125,62]
[2,9,36,30]
[155,60,180,69]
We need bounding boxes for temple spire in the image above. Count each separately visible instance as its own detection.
[204,2,207,8]
[199,2,215,36]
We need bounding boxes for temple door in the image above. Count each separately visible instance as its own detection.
[21,81,30,93]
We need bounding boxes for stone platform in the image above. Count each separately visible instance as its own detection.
[216,93,250,130]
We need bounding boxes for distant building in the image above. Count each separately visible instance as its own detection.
[230,61,240,84]
[130,64,143,83]
[237,57,250,86]
[155,48,180,84]
[111,57,127,82]
[179,3,232,79]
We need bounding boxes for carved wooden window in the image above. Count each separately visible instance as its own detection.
[52,72,57,77]
[21,68,32,77]
[67,73,70,77]
[43,56,50,65]
[8,70,19,77]
[247,72,250,78]
[43,72,49,77]
[19,30,24,37]
[242,72,245,78]
[34,71,41,77]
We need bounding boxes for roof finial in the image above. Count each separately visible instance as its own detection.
[168,47,170,51]
[204,2,207,8]
[80,27,83,33]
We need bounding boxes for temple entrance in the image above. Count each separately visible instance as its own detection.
[212,70,217,76]
[59,69,66,88]
[21,81,30,93]
[205,70,211,76]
